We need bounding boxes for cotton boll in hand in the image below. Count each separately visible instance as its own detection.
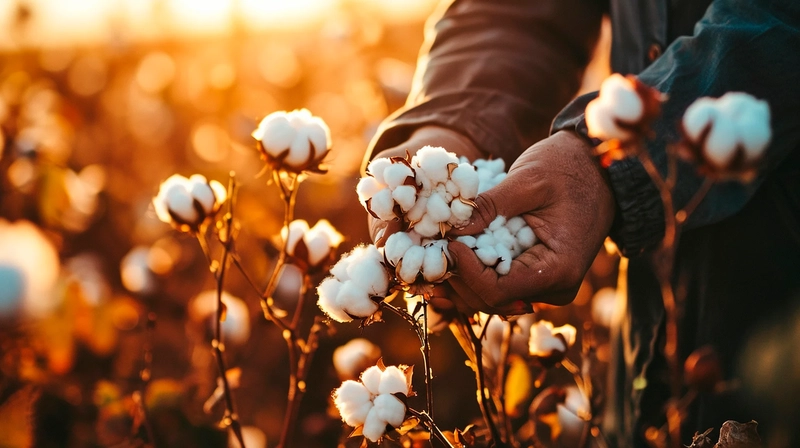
[456,215,538,275]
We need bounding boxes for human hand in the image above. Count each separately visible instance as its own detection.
[446,130,615,313]
[366,125,485,245]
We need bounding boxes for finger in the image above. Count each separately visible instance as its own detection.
[448,173,546,237]
[448,276,533,315]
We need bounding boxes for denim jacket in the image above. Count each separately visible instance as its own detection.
[368,0,800,445]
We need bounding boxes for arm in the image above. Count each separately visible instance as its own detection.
[553,0,800,255]
[366,0,605,168]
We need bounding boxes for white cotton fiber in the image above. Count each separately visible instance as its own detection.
[357,176,384,202]
[379,366,409,395]
[383,163,414,189]
[334,380,373,426]
[398,245,425,284]
[361,365,383,396]
[373,394,406,427]
[425,192,452,223]
[391,185,417,212]
[422,243,447,282]
[369,188,396,221]
[362,407,387,442]
[367,158,392,185]
[384,232,414,266]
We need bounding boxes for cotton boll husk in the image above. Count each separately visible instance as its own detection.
[362,407,387,442]
[398,245,425,284]
[474,246,499,267]
[413,214,440,238]
[422,243,448,282]
[384,232,414,266]
[406,196,428,222]
[285,127,313,167]
[704,116,739,167]
[495,245,513,275]
[382,163,414,189]
[373,394,406,428]
[361,365,383,395]
[254,113,295,153]
[683,98,716,141]
[456,235,477,249]
[450,199,474,225]
[282,220,309,256]
[425,192,451,223]
[516,225,537,248]
[357,176,384,202]
[369,188,397,221]
[337,281,378,318]
[451,163,479,199]
[506,216,526,235]
[334,380,373,426]
[367,158,392,185]
[415,146,458,184]
[379,366,410,395]
[317,278,351,322]
[391,185,417,212]
[188,175,215,212]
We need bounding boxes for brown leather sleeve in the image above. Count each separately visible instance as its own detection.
[367,0,605,166]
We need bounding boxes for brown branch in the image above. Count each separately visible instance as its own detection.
[407,408,457,448]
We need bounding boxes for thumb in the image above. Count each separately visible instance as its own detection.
[449,173,541,236]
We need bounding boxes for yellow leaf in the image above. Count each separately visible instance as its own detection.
[0,386,39,448]
[504,354,534,419]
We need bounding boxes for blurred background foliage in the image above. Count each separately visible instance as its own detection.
[0,1,621,446]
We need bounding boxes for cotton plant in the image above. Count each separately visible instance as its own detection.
[584,76,773,448]
[149,109,344,448]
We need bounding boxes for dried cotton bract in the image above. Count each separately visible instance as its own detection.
[282,219,344,273]
[528,320,577,366]
[455,216,537,275]
[252,109,331,173]
[153,174,227,231]
[333,363,413,442]
[317,245,390,323]
[680,92,771,180]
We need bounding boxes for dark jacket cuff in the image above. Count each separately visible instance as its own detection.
[551,93,665,256]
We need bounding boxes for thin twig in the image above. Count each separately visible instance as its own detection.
[675,177,714,225]
[421,300,434,419]
[136,312,157,447]
[407,408,457,448]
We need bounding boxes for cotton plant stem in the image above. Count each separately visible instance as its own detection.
[407,408,457,448]
[198,182,246,448]
[459,314,504,446]
[676,177,714,225]
[136,312,157,447]
[421,301,434,419]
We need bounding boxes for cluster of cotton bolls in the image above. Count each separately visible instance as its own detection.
[455,216,537,275]
[466,157,507,195]
[681,92,771,169]
[317,245,390,323]
[333,364,413,442]
[358,146,481,237]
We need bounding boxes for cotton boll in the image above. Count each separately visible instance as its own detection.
[283,220,309,256]
[391,185,417,212]
[603,78,643,123]
[450,199,473,225]
[361,365,383,396]
[346,257,389,296]
[406,196,427,222]
[516,225,537,248]
[586,99,628,141]
[445,180,459,197]
[337,281,377,318]
[413,169,433,194]
[383,163,414,189]
[506,216,526,235]
[476,233,497,249]
[357,176,384,202]
[414,146,458,184]
[456,235,477,249]
[253,113,295,155]
[367,158,392,185]
[305,116,331,158]
[317,279,351,323]
[285,127,313,167]
[422,243,448,282]
[704,116,739,167]
[398,245,425,284]
[379,366,410,395]
[188,176,216,211]
[493,226,513,246]
[474,246,499,267]
[384,232,413,265]
[737,102,771,159]
[373,394,406,428]
[334,380,373,426]
[333,338,382,381]
[682,98,716,141]
[330,253,353,280]
[304,220,343,266]
[362,407,387,442]
[451,163,479,199]
[495,245,513,275]
[413,214,440,238]
[369,188,397,221]
[163,183,198,223]
[425,192,451,223]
